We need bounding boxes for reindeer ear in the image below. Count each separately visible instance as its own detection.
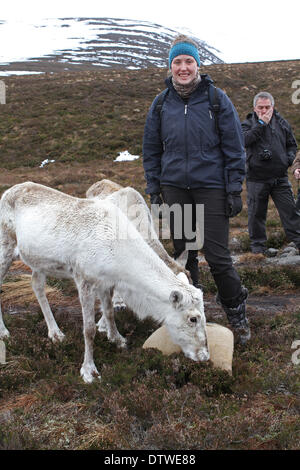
[170,290,184,309]
[175,250,188,268]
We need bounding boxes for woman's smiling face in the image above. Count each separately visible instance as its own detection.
[171,55,198,85]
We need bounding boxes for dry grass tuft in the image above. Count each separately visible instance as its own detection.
[0,393,40,413]
[239,253,265,263]
[2,274,61,304]
[9,261,32,273]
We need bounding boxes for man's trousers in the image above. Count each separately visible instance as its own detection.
[246,177,300,253]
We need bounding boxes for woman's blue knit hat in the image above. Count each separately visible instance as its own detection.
[169,42,201,68]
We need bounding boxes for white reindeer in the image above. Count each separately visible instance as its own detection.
[0,182,209,383]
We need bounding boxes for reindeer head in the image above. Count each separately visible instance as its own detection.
[164,283,209,362]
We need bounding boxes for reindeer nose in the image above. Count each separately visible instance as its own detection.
[199,350,210,362]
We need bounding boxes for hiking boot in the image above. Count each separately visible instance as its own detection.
[223,301,251,345]
[216,287,251,345]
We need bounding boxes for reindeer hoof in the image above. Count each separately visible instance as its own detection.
[0,328,10,340]
[80,365,101,383]
[114,305,126,312]
[97,317,107,333]
[50,330,65,343]
[117,336,127,349]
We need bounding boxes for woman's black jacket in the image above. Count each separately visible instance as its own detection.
[142,75,246,195]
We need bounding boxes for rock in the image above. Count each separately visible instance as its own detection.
[143,323,234,374]
[266,255,300,266]
[265,248,278,257]
[280,246,298,257]
[143,326,181,356]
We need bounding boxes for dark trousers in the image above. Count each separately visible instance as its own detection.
[161,185,243,307]
[246,177,300,252]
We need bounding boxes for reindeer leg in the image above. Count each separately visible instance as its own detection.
[97,287,126,348]
[96,313,107,332]
[77,279,100,383]
[0,230,16,339]
[96,288,125,332]
[112,289,126,311]
[97,288,126,316]
[31,271,65,343]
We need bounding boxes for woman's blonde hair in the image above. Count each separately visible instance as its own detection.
[171,34,198,48]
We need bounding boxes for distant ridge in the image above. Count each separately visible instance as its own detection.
[0,17,223,74]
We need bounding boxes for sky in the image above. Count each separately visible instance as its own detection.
[0,0,299,63]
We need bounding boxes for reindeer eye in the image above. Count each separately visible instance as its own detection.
[190,317,197,323]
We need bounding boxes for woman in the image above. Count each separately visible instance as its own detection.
[142,34,250,344]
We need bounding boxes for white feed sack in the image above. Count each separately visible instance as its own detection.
[143,323,234,375]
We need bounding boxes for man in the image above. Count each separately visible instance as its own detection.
[293,151,300,179]
[242,91,300,254]
[292,150,300,210]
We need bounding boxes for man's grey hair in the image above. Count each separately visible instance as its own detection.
[253,91,275,107]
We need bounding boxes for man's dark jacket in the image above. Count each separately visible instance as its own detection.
[241,111,298,181]
[143,75,246,195]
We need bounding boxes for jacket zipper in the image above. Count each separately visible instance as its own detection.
[184,104,190,189]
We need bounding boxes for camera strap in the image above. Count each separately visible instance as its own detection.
[253,113,274,153]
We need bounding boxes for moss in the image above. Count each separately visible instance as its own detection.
[0,426,40,450]
[238,266,299,292]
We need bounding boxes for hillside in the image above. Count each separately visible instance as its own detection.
[0,59,299,174]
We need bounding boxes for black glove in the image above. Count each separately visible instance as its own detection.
[225,192,242,218]
[150,193,163,206]
[150,193,163,218]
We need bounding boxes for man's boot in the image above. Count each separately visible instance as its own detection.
[216,287,251,345]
